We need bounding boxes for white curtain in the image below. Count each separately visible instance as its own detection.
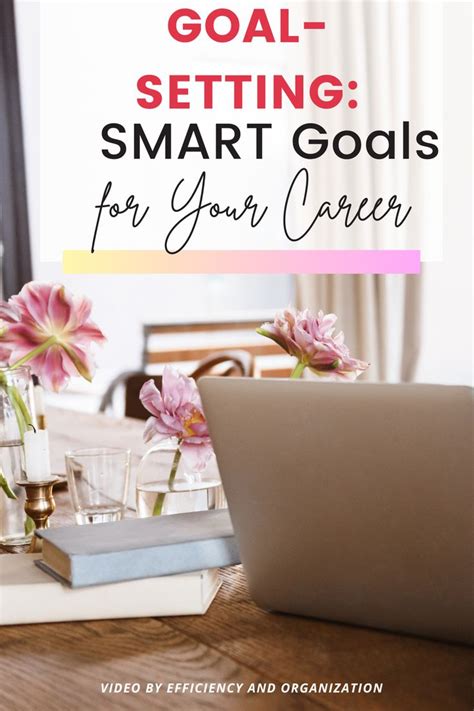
[295,1,442,382]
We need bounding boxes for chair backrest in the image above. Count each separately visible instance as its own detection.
[142,319,281,371]
[98,370,146,417]
[190,350,254,380]
[99,350,254,420]
[124,373,162,420]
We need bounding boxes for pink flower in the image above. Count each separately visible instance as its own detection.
[0,303,18,364]
[0,282,106,391]
[140,366,213,471]
[257,307,369,381]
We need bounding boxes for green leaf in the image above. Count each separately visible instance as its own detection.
[24,515,35,536]
[0,471,18,500]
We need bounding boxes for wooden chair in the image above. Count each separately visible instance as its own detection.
[141,319,282,369]
[99,350,254,420]
[190,350,254,379]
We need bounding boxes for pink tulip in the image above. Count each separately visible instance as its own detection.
[0,304,17,363]
[140,366,213,472]
[257,307,369,380]
[0,282,106,392]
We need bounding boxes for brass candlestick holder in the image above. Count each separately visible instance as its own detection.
[18,478,60,553]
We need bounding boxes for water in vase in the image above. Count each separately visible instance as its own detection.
[0,442,31,547]
[136,477,225,517]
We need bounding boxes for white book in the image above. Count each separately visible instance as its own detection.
[0,554,220,625]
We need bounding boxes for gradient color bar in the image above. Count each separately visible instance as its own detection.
[63,250,420,275]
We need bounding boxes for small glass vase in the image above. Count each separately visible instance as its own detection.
[136,438,226,517]
[0,366,36,547]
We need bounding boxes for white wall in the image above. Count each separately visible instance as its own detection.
[416,3,472,386]
[13,0,472,405]
[14,0,294,407]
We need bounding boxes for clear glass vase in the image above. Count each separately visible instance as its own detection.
[136,438,226,517]
[0,366,36,547]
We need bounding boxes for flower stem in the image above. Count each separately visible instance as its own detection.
[0,376,34,501]
[0,469,17,500]
[6,386,27,440]
[152,444,182,516]
[9,336,57,370]
[9,386,32,429]
[290,361,306,379]
[168,446,182,491]
[0,382,32,442]
[152,492,166,516]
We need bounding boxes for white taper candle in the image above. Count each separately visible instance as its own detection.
[33,384,45,417]
[24,428,52,482]
[33,384,47,429]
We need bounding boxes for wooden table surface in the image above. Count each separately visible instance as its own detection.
[1,409,471,711]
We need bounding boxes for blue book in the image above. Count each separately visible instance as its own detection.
[35,509,240,588]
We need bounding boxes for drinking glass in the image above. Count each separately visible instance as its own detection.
[65,447,131,524]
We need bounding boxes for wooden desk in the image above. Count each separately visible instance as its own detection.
[0,409,471,710]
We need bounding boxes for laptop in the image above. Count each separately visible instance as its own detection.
[198,378,473,644]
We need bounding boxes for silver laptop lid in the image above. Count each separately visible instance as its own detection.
[199,378,473,644]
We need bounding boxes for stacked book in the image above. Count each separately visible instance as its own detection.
[0,510,240,624]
